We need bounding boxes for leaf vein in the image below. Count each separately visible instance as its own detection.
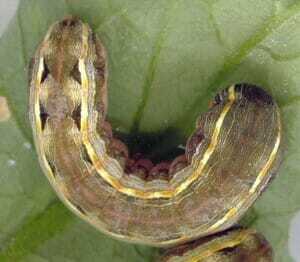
[130,2,179,132]
[179,2,300,136]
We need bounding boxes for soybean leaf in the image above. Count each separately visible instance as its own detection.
[0,0,300,261]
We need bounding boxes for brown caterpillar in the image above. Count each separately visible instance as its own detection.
[29,17,282,261]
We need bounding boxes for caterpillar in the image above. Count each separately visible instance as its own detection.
[29,17,282,261]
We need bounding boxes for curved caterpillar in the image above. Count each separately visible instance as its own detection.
[29,17,282,261]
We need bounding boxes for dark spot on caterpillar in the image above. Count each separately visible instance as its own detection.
[69,19,78,27]
[70,61,81,84]
[235,83,274,105]
[62,19,69,27]
[221,246,238,254]
[61,17,79,27]
[41,59,49,84]
[186,129,205,162]
[72,104,81,130]
[68,198,87,215]
[39,102,49,130]
[46,158,57,176]
[210,87,235,108]
[213,93,222,105]
[82,145,93,166]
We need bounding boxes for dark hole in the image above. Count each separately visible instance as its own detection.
[39,103,49,130]
[72,104,81,130]
[41,59,49,84]
[71,61,81,84]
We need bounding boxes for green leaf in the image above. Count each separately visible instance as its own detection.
[0,0,300,261]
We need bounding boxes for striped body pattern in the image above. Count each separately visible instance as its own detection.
[162,228,273,261]
[29,17,282,260]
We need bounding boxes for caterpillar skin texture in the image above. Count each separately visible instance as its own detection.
[29,17,282,259]
[161,228,273,261]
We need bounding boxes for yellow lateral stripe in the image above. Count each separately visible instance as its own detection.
[34,57,44,134]
[186,230,252,262]
[249,109,281,194]
[34,56,57,181]
[175,86,236,195]
[208,207,238,231]
[207,105,281,232]
[81,85,236,199]
[79,21,236,199]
